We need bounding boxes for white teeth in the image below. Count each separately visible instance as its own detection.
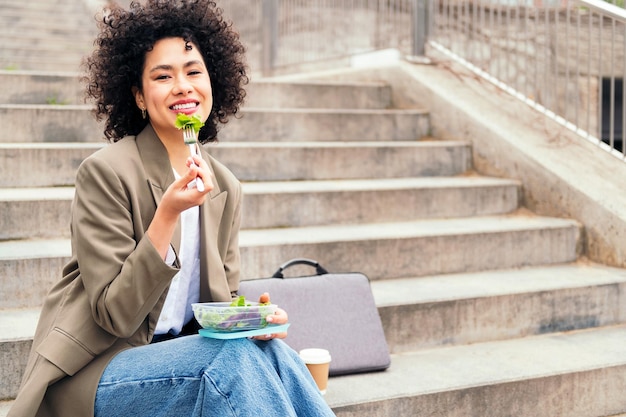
[171,103,197,110]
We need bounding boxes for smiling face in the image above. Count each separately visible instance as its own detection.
[133,37,213,144]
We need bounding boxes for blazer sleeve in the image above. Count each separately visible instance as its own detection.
[72,154,178,338]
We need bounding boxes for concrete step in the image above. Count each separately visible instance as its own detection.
[0,143,104,187]
[0,71,391,108]
[0,34,94,52]
[0,140,470,187]
[0,70,84,105]
[0,187,74,240]
[0,176,520,240]
[0,40,89,72]
[210,140,470,181]
[0,0,98,12]
[0,104,103,143]
[0,308,38,402]
[241,176,520,228]
[325,324,626,416]
[0,214,581,308]
[0,53,86,73]
[0,105,429,143]
[0,6,96,33]
[219,107,429,141]
[2,264,626,413]
[245,80,392,109]
[238,214,581,280]
[0,0,98,71]
[374,262,626,353]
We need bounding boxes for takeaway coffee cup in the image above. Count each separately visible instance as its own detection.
[299,348,331,394]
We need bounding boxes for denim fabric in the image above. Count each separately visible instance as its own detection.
[95,335,336,417]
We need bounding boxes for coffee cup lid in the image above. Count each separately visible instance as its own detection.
[299,348,331,364]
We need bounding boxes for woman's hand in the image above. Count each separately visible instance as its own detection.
[252,292,289,341]
[164,155,213,213]
[184,154,214,195]
[146,155,213,259]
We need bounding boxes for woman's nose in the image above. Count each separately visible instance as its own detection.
[173,77,193,95]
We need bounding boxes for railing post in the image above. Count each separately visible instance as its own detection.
[261,0,278,76]
[411,0,429,56]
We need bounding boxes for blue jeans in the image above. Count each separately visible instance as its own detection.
[95,335,335,417]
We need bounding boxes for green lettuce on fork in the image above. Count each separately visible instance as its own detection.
[175,112,206,192]
[175,113,205,140]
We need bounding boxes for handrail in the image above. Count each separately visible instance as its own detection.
[219,0,421,76]
[427,0,626,160]
[220,0,626,161]
[575,0,626,19]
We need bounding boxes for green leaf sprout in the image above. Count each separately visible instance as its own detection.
[174,113,205,133]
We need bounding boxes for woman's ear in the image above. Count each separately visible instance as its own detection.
[132,86,145,110]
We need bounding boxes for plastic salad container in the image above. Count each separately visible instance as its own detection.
[192,301,278,332]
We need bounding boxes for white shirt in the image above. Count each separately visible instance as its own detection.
[155,175,201,335]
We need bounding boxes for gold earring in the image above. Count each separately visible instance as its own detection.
[141,108,147,119]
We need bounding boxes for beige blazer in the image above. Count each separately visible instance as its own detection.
[8,124,242,417]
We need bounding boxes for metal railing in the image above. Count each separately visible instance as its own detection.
[429,0,626,159]
[219,0,422,74]
[220,0,626,160]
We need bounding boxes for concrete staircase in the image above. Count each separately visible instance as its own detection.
[0,0,103,72]
[3,68,626,417]
[3,5,626,417]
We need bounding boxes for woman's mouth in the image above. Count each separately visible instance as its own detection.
[171,102,199,112]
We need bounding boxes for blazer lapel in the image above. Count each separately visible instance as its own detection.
[136,125,182,256]
[135,125,182,337]
[199,147,231,302]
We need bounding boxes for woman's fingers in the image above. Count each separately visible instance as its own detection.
[267,307,288,324]
[186,155,214,193]
[251,306,289,341]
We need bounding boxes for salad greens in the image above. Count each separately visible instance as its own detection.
[230,295,270,307]
[231,295,249,307]
[194,298,276,332]
[174,113,205,133]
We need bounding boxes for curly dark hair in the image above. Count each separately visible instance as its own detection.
[83,0,248,143]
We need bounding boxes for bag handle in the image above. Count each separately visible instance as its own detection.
[271,258,329,278]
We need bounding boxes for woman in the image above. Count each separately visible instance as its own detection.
[8,1,336,416]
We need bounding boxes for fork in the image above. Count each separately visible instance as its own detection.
[182,125,205,192]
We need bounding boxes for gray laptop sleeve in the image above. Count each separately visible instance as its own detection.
[239,258,391,376]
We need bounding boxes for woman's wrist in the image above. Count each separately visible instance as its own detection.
[146,205,179,259]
